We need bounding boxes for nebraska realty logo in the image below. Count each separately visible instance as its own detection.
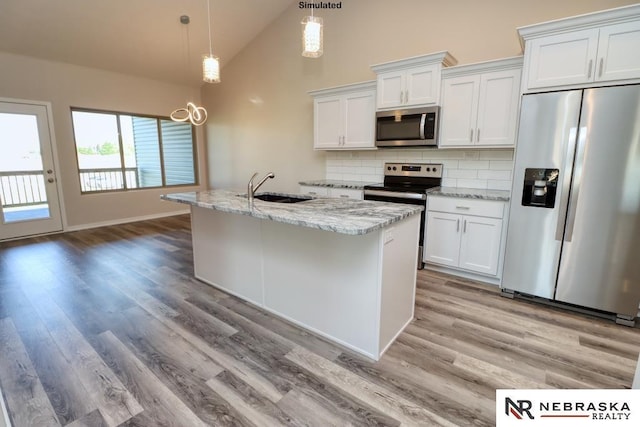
[496,390,640,426]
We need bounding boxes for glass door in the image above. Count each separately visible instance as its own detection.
[0,100,63,240]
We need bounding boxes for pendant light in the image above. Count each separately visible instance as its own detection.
[301,6,323,58]
[170,15,208,126]
[202,0,220,83]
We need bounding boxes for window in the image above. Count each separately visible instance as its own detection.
[71,108,197,193]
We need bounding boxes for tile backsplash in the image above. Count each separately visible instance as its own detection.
[325,149,514,191]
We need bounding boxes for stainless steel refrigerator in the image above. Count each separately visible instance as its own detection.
[502,85,640,325]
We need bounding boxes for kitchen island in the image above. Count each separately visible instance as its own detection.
[162,190,422,360]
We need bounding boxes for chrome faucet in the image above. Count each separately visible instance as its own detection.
[247,172,275,202]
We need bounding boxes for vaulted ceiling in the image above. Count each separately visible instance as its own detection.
[0,0,294,86]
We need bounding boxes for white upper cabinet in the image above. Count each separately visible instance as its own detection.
[597,21,640,81]
[439,57,522,148]
[519,4,640,92]
[309,81,376,150]
[371,51,457,110]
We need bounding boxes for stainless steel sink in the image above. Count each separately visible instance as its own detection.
[241,193,312,203]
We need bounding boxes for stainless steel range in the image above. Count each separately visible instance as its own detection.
[363,162,443,269]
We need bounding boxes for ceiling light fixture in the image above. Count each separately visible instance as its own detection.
[301,6,323,58]
[171,102,208,126]
[202,0,220,83]
[170,15,208,126]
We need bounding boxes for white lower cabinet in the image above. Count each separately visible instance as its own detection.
[299,185,329,197]
[424,212,461,267]
[299,185,363,200]
[457,215,503,275]
[425,196,505,277]
[329,188,363,200]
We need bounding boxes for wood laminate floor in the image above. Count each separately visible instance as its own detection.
[1,215,639,426]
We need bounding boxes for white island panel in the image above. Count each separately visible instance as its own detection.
[379,217,420,354]
[261,221,381,358]
[192,207,264,306]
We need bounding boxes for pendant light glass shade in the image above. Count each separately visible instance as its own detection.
[203,0,220,83]
[202,54,220,83]
[301,16,323,58]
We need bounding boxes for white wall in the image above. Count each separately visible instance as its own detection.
[202,0,637,193]
[0,52,208,228]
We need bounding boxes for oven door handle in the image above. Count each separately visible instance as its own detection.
[364,190,426,200]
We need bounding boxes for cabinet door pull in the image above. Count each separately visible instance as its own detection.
[470,129,474,143]
[309,191,317,195]
[587,59,593,79]
[477,129,480,143]
[463,219,467,233]
[598,58,604,78]
[339,194,349,198]
[456,205,470,210]
[456,219,460,232]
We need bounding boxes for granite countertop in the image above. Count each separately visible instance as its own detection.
[427,187,511,202]
[298,179,380,190]
[161,190,422,235]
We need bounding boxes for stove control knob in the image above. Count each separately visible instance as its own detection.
[433,167,437,172]
[387,166,391,171]
[426,167,431,172]
[392,166,397,171]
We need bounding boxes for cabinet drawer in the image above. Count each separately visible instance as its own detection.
[330,188,363,200]
[299,186,329,197]
[427,196,504,219]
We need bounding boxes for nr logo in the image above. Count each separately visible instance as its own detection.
[505,397,535,420]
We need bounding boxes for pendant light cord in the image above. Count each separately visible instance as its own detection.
[207,0,213,56]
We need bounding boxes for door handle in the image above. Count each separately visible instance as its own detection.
[47,169,53,174]
[598,58,604,78]
[456,219,460,232]
[587,60,593,79]
[470,129,474,143]
[564,126,588,242]
[476,129,480,143]
[555,127,579,241]
[463,219,467,233]
[47,178,55,183]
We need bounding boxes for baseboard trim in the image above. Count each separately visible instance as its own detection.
[423,263,501,286]
[65,210,190,232]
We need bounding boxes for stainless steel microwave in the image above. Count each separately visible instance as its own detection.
[375,106,439,147]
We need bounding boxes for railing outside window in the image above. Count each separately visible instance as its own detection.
[0,170,47,208]
[79,168,138,192]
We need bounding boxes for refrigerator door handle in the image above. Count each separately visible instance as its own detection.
[563,126,588,242]
[555,127,579,241]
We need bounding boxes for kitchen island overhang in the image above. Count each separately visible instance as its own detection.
[162,190,422,360]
